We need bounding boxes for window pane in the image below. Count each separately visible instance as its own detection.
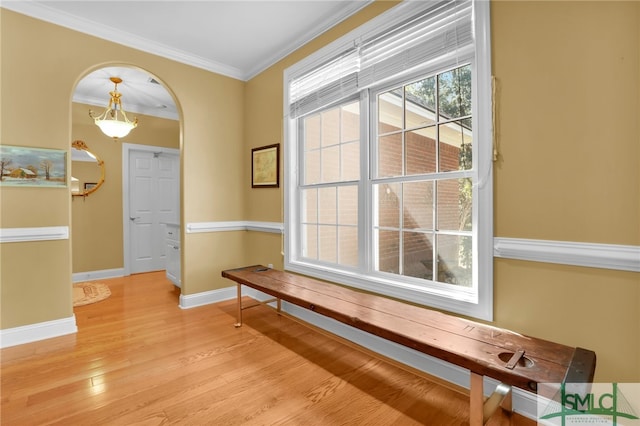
[341,141,359,181]
[318,187,337,224]
[403,181,433,230]
[304,113,321,150]
[302,224,318,259]
[341,102,360,143]
[305,150,320,184]
[439,120,472,172]
[405,76,436,128]
[322,145,340,182]
[377,229,399,274]
[378,89,403,134]
[437,179,472,231]
[406,126,436,175]
[437,234,472,286]
[338,226,358,267]
[403,231,434,280]
[438,64,472,121]
[376,183,400,228]
[338,185,358,225]
[302,188,317,223]
[321,108,340,147]
[378,133,402,177]
[319,225,337,263]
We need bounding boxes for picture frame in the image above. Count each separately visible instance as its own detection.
[251,143,279,188]
[0,145,67,188]
[84,182,97,191]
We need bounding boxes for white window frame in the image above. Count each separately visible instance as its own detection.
[284,1,493,321]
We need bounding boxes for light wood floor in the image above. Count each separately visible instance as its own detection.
[1,272,535,425]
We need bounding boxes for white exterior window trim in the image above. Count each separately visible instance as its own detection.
[284,1,494,321]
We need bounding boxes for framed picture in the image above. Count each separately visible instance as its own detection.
[84,182,97,191]
[251,143,279,188]
[0,145,67,187]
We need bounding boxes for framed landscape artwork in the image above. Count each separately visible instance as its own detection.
[0,145,67,187]
[251,143,279,188]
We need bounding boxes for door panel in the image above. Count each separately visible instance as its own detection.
[129,150,179,274]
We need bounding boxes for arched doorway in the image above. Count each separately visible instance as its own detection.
[71,65,182,288]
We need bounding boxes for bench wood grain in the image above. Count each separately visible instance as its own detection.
[222,265,596,425]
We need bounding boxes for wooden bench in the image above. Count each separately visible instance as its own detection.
[222,265,596,425]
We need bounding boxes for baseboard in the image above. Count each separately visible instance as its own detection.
[179,286,237,309]
[0,315,77,349]
[242,288,539,421]
[72,268,125,283]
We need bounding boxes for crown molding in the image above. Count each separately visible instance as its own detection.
[1,1,245,80]
[242,0,374,81]
[2,0,374,82]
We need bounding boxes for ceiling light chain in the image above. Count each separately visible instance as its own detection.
[89,76,138,140]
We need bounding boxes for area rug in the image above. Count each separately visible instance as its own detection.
[73,282,111,307]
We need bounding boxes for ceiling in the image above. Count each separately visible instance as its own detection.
[3,0,373,121]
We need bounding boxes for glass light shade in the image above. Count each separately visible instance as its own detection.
[95,119,136,139]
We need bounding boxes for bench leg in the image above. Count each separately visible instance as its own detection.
[484,383,512,422]
[501,387,513,412]
[470,373,513,426]
[470,372,484,426]
[234,283,242,328]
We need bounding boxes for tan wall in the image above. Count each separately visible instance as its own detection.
[71,102,179,273]
[243,0,640,383]
[2,0,638,384]
[490,1,639,382]
[1,9,246,329]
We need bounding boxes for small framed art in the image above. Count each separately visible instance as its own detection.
[0,145,67,188]
[251,143,279,188]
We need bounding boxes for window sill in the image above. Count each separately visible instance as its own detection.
[286,259,492,321]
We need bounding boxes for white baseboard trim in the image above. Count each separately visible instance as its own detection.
[0,315,77,349]
[72,268,125,283]
[494,237,640,272]
[185,221,283,234]
[0,226,69,243]
[241,288,539,421]
[179,286,237,309]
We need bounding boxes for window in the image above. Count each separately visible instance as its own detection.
[374,65,473,285]
[285,0,493,320]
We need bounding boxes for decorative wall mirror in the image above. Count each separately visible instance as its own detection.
[71,140,105,197]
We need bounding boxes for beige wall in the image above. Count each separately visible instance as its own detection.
[490,1,639,382]
[71,102,179,273]
[1,9,246,328]
[1,0,638,384]
[242,0,640,383]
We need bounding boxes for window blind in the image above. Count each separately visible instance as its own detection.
[289,0,473,119]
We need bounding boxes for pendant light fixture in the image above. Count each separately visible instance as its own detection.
[89,77,138,140]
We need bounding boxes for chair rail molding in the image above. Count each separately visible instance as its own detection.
[186,221,283,234]
[0,226,69,243]
[494,237,640,272]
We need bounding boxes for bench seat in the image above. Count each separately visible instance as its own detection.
[222,265,596,425]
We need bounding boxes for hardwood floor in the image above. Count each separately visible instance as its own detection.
[1,272,535,425]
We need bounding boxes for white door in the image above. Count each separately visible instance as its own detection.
[129,149,179,274]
